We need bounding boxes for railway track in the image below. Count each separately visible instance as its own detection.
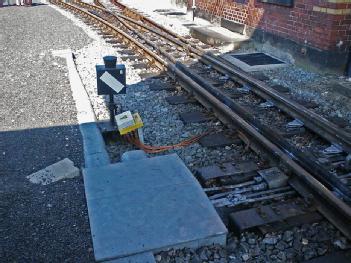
[78,0,351,200]
[52,0,351,245]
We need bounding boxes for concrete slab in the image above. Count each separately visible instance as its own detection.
[83,154,227,262]
[189,26,250,47]
[121,150,147,162]
[107,252,155,263]
[26,158,80,185]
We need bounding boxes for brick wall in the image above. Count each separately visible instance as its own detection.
[189,0,351,53]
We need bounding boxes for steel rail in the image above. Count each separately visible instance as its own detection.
[108,0,195,48]
[78,0,202,58]
[170,62,351,239]
[93,0,104,8]
[199,54,351,153]
[52,0,351,238]
[103,0,351,154]
[79,0,351,198]
[57,0,166,71]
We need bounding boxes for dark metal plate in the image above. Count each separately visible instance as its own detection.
[199,132,237,147]
[149,81,175,91]
[138,72,159,79]
[271,84,290,93]
[196,165,225,182]
[196,161,258,183]
[279,127,306,138]
[119,50,135,55]
[115,44,130,49]
[232,53,285,66]
[327,116,349,128]
[211,80,227,87]
[131,62,148,69]
[166,95,194,105]
[259,212,322,233]
[105,39,120,44]
[293,99,319,109]
[251,72,270,81]
[120,55,141,61]
[229,201,313,233]
[301,251,351,263]
[179,111,211,124]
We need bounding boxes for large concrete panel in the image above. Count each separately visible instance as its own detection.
[83,154,227,262]
[106,252,155,263]
[189,26,249,47]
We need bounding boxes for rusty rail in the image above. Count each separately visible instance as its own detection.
[101,0,351,154]
[52,0,351,239]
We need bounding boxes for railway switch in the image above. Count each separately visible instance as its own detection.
[96,55,126,125]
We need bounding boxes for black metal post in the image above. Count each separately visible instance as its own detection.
[109,92,116,125]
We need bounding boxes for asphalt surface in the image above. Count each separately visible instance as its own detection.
[0,5,95,262]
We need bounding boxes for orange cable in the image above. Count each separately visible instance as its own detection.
[124,131,208,153]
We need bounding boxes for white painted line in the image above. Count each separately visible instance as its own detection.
[100,71,124,94]
[52,49,96,124]
[52,49,110,168]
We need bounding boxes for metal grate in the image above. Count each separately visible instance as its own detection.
[231,53,285,66]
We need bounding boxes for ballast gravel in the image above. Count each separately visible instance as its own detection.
[120,0,204,37]
[155,220,349,263]
[121,0,351,127]
[21,2,350,263]
[57,0,256,170]
[0,5,94,262]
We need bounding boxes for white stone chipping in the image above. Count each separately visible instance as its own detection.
[50,3,145,122]
[119,0,205,36]
[27,158,80,185]
[117,0,241,52]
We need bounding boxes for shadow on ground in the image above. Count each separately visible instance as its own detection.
[0,124,94,262]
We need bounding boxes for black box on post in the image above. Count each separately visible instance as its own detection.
[96,56,126,95]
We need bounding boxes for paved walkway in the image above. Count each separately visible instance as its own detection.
[0,5,95,262]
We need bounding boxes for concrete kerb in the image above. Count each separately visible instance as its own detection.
[52,49,110,168]
[54,49,155,262]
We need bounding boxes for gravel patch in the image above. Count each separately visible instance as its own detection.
[267,68,351,125]
[119,0,351,127]
[120,0,207,36]
[60,5,147,122]
[155,220,349,263]
[56,0,254,170]
[0,5,94,262]
[227,48,351,128]
[42,3,351,263]
[107,77,260,172]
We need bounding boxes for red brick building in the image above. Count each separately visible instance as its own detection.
[188,0,351,73]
